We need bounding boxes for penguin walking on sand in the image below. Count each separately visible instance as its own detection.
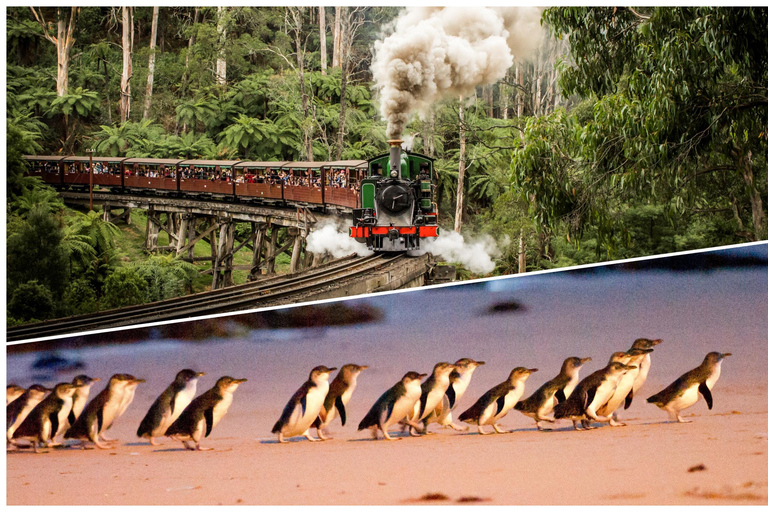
[137,370,206,445]
[165,376,247,451]
[554,361,636,430]
[101,373,144,442]
[66,375,101,432]
[630,338,663,397]
[647,352,731,423]
[358,371,428,440]
[597,348,653,426]
[423,358,485,431]
[312,364,367,440]
[403,362,455,435]
[272,366,337,443]
[7,385,50,444]
[64,374,140,449]
[7,384,25,405]
[458,367,538,435]
[514,356,592,430]
[13,382,80,452]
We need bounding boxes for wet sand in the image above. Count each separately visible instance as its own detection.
[7,257,768,505]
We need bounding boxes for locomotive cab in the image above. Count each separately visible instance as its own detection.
[350,140,439,251]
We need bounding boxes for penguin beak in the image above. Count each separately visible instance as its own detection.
[132,378,146,384]
[720,353,732,359]
[360,365,369,370]
[476,361,486,366]
[627,365,637,370]
[197,372,206,377]
[528,368,539,373]
[235,378,248,384]
[652,339,663,345]
[580,357,592,364]
[419,373,428,379]
[93,377,102,382]
[327,367,338,373]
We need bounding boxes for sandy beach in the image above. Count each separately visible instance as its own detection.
[7,247,768,505]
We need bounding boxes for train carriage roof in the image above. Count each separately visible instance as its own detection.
[282,161,331,169]
[233,161,289,169]
[123,158,185,165]
[61,156,130,163]
[178,159,240,167]
[325,160,367,168]
[23,155,66,162]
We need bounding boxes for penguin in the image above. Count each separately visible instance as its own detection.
[458,367,538,434]
[646,352,731,423]
[7,384,25,405]
[597,348,653,426]
[165,376,247,451]
[312,364,368,440]
[423,358,485,431]
[403,362,455,435]
[12,383,79,452]
[64,374,138,449]
[137,370,206,445]
[67,375,101,430]
[553,362,636,430]
[100,373,145,442]
[630,338,663,398]
[272,366,337,443]
[6,385,50,444]
[514,356,592,430]
[358,371,428,440]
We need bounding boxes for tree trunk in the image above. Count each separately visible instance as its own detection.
[319,6,327,75]
[332,6,342,69]
[143,6,159,120]
[216,7,227,86]
[120,6,133,123]
[181,7,201,96]
[516,64,524,118]
[30,7,79,97]
[454,97,466,233]
[336,55,348,160]
[740,148,765,240]
[518,227,526,273]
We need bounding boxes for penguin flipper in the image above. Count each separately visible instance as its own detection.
[446,384,456,409]
[585,388,597,412]
[555,389,566,405]
[495,395,506,416]
[96,408,104,432]
[418,391,428,420]
[68,410,76,428]
[385,399,395,423]
[49,412,59,442]
[300,395,307,416]
[335,396,346,426]
[204,407,214,437]
[624,389,634,410]
[699,382,713,410]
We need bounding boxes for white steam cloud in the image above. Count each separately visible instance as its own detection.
[415,230,500,275]
[372,7,544,139]
[307,222,373,259]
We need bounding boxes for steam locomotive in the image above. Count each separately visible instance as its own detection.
[350,140,439,251]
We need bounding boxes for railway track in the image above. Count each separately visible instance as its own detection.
[7,253,405,343]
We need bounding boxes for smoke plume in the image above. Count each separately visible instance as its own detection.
[307,222,373,259]
[414,230,500,275]
[372,7,544,139]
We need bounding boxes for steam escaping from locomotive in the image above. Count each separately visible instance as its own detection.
[372,7,544,139]
[308,222,373,258]
[413,230,500,275]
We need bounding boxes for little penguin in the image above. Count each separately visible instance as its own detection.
[7,385,50,444]
[597,347,653,425]
[64,374,137,449]
[458,367,538,435]
[358,371,427,440]
[7,384,25,405]
[272,366,337,443]
[13,382,80,452]
[312,364,368,440]
[137,369,206,445]
[514,356,592,430]
[646,351,731,423]
[554,362,635,430]
[423,358,485,431]
[100,373,145,443]
[630,337,663,396]
[67,375,101,431]
[403,362,456,435]
[165,376,247,451]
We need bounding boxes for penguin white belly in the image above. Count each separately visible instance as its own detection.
[283,387,326,437]
[423,387,447,418]
[384,396,418,428]
[211,392,234,430]
[588,380,618,415]
[170,386,198,425]
[341,382,357,406]
[72,395,88,420]
[101,397,124,430]
[563,377,578,400]
[602,369,639,414]
[706,362,722,389]
[8,403,37,438]
[192,417,206,442]
[118,388,137,417]
[54,398,74,439]
[539,394,556,417]
[633,355,652,392]
[671,385,700,411]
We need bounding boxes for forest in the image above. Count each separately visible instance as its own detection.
[6,7,767,324]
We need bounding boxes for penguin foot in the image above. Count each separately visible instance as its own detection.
[196,444,213,451]
[149,437,162,446]
[408,427,421,437]
[492,425,509,434]
[447,423,468,432]
[676,416,692,423]
[303,429,319,442]
[572,421,583,431]
[277,433,287,443]
[93,439,111,449]
[609,418,626,427]
[477,426,489,435]
[316,429,331,441]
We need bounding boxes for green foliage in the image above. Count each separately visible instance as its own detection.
[48,87,100,117]
[8,281,55,322]
[134,254,197,302]
[63,278,100,315]
[103,267,149,309]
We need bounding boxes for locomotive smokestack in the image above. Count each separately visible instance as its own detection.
[388,139,403,177]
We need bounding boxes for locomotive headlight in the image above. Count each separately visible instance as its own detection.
[390,170,398,178]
